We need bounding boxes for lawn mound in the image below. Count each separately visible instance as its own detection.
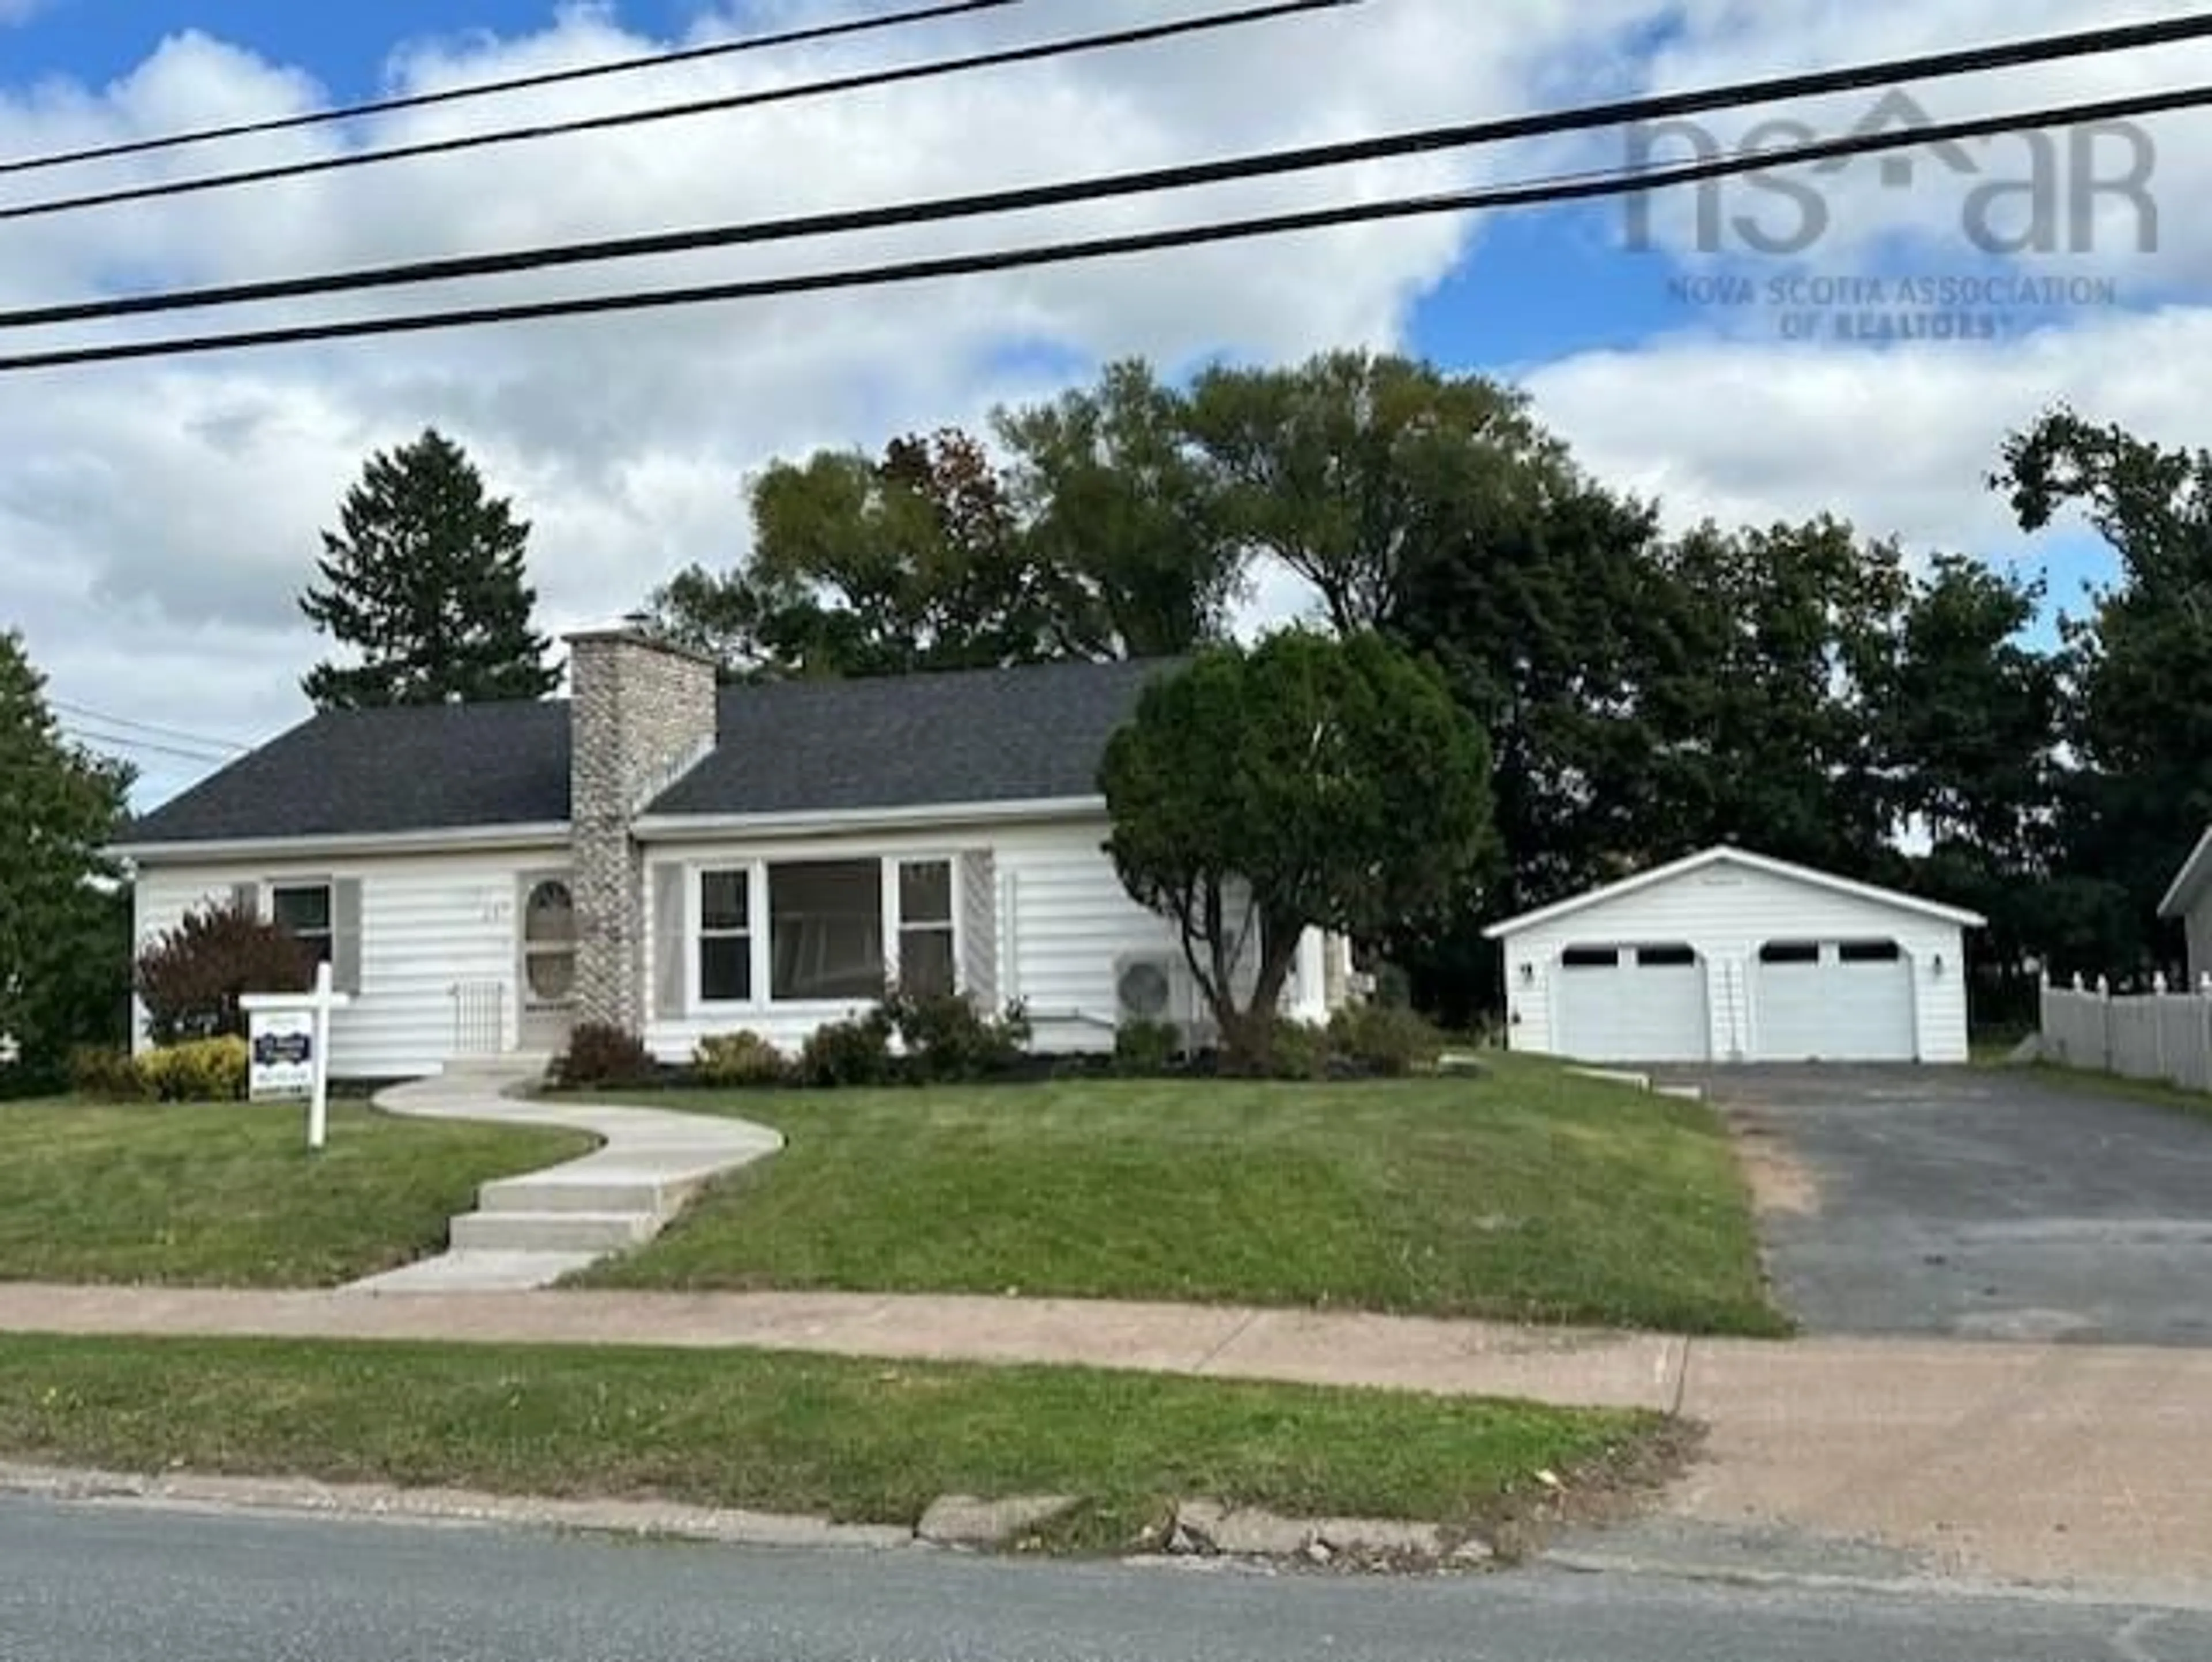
[577,1058,1785,1338]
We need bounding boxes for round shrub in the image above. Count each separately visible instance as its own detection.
[693,1030,789,1088]
[135,1036,249,1102]
[552,1023,657,1091]
[69,1045,149,1103]
[1327,1002,1445,1077]
[1112,1018,1181,1077]
[796,1011,896,1090]
[1264,1019,1334,1082]
[881,988,1032,1084]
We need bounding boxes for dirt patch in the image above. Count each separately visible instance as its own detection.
[1725,1111,1823,1217]
[1482,1417,1709,1565]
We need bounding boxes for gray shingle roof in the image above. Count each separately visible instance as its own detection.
[650,657,1175,819]
[118,701,573,847]
[116,658,1178,849]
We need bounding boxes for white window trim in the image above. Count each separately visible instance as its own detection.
[891,855,959,999]
[684,853,965,1016]
[693,867,756,1008]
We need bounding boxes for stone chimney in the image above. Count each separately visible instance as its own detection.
[567,621,719,1033]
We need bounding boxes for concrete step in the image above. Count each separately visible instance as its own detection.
[476,1176,675,1217]
[346,1251,605,1294]
[440,1053,554,1081]
[446,1210,660,1254]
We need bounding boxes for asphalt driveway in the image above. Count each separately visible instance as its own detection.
[1669,1066,2212,1346]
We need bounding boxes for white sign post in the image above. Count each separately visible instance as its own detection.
[243,962,353,1152]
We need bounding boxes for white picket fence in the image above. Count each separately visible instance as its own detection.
[2040,973,2212,1093]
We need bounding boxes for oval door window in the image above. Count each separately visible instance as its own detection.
[524,880,578,1003]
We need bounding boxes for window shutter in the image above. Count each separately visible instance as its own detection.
[652,864,686,1022]
[230,881,260,919]
[332,879,365,996]
[959,849,998,1010]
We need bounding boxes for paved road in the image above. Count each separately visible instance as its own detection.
[0,1499,2204,1662]
[1679,1065,2212,1345]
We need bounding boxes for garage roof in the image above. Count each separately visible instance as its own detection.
[2160,826,2212,920]
[1482,845,1988,939]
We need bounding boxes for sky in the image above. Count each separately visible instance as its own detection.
[2,0,2206,808]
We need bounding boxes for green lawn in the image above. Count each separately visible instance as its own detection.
[0,1100,596,1287]
[0,1333,1667,1554]
[2022,1061,2212,1125]
[577,1058,1786,1337]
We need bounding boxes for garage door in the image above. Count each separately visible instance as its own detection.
[1753,939,1918,1061]
[1555,944,1710,1063]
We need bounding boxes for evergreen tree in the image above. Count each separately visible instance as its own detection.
[0,631,134,1087]
[301,428,562,708]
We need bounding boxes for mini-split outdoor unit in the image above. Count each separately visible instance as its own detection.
[1113,952,1185,1025]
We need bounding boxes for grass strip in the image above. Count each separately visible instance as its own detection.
[0,1333,1671,1553]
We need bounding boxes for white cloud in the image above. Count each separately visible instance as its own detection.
[1524,304,2212,559]
[1,0,2206,805]
[0,0,1614,791]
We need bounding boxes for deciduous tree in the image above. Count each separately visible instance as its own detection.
[0,631,134,1087]
[1187,350,1570,634]
[1099,631,1496,1069]
[1994,405,2212,972]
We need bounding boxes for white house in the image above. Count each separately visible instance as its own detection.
[2160,826,2212,989]
[1483,846,1985,1065]
[111,631,1351,1079]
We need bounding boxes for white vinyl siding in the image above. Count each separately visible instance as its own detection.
[132,850,547,1077]
[643,815,1340,1062]
[128,815,1354,1078]
[1497,858,1971,1065]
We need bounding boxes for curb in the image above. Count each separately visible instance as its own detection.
[0,1463,1505,1573]
[0,1464,912,1554]
[1540,1548,2212,1615]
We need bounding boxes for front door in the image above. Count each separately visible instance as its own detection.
[518,875,579,1054]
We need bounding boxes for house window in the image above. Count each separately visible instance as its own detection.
[770,861,884,1003]
[698,870,753,1004]
[270,883,334,965]
[522,879,578,1004]
[1760,941,1821,966]
[897,860,956,999]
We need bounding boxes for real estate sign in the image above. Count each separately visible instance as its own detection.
[249,1011,316,1103]
[243,962,351,1151]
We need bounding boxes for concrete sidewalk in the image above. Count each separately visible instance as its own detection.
[356,1064,783,1292]
[0,1285,2207,1599]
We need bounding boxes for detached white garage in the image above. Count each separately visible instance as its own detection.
[1484,846,1984,1065]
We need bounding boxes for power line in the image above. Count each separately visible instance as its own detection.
[3,9,2203,333]
[48,699,251,754]
[0,0,1361,226]
[1,79,2202,375]
[62,725,239,765]
[0,0,1022,181]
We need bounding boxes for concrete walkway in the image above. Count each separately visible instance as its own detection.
[2,1285,2209,1596]
[350,1063,783,1292]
